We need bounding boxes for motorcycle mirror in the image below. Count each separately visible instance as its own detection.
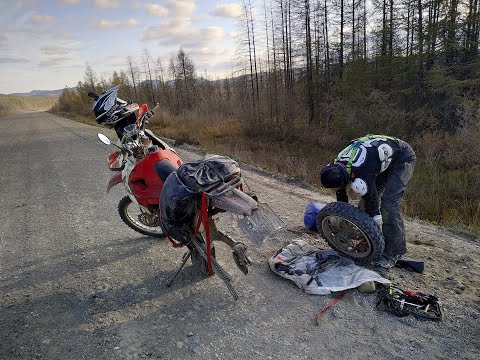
[97,133,111,145]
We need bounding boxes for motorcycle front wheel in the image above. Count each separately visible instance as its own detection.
[316,202,384,265]
[118,196,165,238]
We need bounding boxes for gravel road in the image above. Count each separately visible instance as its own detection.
[0,111,478,360]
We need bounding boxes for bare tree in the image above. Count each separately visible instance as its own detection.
[127,56,138,100]
[143,49,156,104]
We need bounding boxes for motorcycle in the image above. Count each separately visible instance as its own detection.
[96,104,182,238]
[92,87,285,299]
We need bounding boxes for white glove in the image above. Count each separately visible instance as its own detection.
[372,215,383,229]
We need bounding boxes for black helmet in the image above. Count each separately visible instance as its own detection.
[320,163,350,188]
[92,85,138,128]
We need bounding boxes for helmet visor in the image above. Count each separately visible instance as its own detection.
[92,85,120,112]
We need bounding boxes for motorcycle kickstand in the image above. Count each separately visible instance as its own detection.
[166,251,191,288]
[190,237,239,301]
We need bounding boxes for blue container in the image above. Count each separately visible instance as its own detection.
[303,202,326,231]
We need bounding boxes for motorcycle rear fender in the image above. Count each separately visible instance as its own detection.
[107,172,123,193]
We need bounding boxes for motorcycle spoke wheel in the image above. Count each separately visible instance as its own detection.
[316,202,384,264]
[321,216,372,259]
[118,196,165,238]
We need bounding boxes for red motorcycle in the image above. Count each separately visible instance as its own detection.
[92,87,284,299]
[96,102,183,237]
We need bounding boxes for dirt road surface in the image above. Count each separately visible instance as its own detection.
[0,112,478,360]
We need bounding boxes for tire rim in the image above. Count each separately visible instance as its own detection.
[124,201,164,235]
[321,215,372,259]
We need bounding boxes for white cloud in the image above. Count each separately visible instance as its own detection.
[143,23,224,45]
[211,3,242,19]
[198,27,225,44]
[92,18,138,29]
[186,45,234,67]
[0,57,30,64]
[94,0,120,9]
[142,18,192,43]
[58,0,80,4]
[40,45,71,56]
[36,39,84,68]
[167,0,196,17]
[38,57,73,67]
[53,32,74,40]
[0,34,7,47]
[145,3,168,17]
[30,14,55,24]
[228,31,241,38]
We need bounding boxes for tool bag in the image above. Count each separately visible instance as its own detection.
[376,284,443,321]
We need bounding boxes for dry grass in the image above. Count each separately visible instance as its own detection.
[51,100,479,235]
[0,95,58,116]
[150,108,480,235]
[50,110,97,126]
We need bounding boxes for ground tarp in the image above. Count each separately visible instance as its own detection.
[269,239,390,295]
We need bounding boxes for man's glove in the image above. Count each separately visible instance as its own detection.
[372,215,383,229]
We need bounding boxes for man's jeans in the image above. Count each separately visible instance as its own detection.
[377,140,416,256]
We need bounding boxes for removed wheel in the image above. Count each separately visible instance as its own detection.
[316,201,384,265]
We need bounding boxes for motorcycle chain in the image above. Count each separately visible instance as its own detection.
[191,238,239,301]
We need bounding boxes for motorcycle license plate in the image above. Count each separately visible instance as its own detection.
[238,203,286,246]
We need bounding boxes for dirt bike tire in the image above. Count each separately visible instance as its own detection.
[118,196,166,238]
[316,201,384,265]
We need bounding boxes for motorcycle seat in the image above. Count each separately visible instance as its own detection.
[154,159,178,182]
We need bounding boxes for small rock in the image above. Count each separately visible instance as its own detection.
[188,342,200,353]
[455,288,463,294]
[409,346,415,351]
[41,339,51,345]
[187,332,194,337]
[176,341,184,349]
[457,282,466,290]
[114,347,120,350]
[445,269,451,273]
[357,281,376,294]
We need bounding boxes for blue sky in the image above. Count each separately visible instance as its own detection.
[0,0,243,93]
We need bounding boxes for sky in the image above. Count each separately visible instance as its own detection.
[0,0,243,94]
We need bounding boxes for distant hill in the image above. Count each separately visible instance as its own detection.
[8,87,76,97]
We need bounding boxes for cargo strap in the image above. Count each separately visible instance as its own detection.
[194,192,213,276]
[316,290,347,325]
